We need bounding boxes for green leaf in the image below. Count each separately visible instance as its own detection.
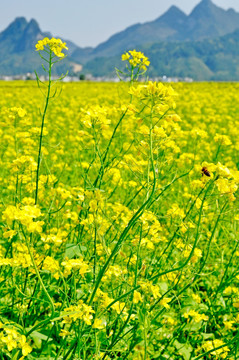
[11,350,21,360]
[202,332,214,340]
[30,330,53,348]
[31,330,50,341]
[184,321,203,332]
[158,282,168,293]
[65,243,82,259]
[216,296,226,308]
[174,340,193,360]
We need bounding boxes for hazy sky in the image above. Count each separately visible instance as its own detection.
[1,0,239,47]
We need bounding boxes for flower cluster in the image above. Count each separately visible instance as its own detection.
[0,324,32,359]
[2,204,43,233]
[122,49,150,70]
[35,37,68,57]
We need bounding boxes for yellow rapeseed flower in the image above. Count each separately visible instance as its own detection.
[121,50,150,70]
[200,339,229,359]
[35,37,68,58]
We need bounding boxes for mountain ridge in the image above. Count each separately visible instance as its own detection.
[83,28,239,81]
[71,0,239,62]
[0,17,81,76]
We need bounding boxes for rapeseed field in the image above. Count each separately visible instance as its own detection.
[0,41,239,359]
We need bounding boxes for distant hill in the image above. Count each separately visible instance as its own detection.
[83,29,239,81]
[0,17,80,76]
[71,0,239,63]
[1,0,239,79]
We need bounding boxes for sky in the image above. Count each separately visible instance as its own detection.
[1,0,239,47]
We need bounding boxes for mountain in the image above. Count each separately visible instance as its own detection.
[1,0,239,79]
[145,28,239,80]
[0,17,80,76]
[87,6,187,59]
[185,0,239,40]
[83,29,239,81]
[71,0,239,63]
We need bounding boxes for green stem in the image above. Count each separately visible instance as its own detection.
[93,108,128,188]
[214,144,221,162]
[35,50,52,205]
[89,120,156,305]
[26,233,55,318]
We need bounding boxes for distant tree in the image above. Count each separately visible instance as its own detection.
[79,74,85,81]
[26,73,34,80]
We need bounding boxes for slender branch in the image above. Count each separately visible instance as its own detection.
[35,51,52,205]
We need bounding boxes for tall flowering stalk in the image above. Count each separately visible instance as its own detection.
[34,37,68,205]
[25,37,68,320]
[120,49,150,83]
[94,50,151,188]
